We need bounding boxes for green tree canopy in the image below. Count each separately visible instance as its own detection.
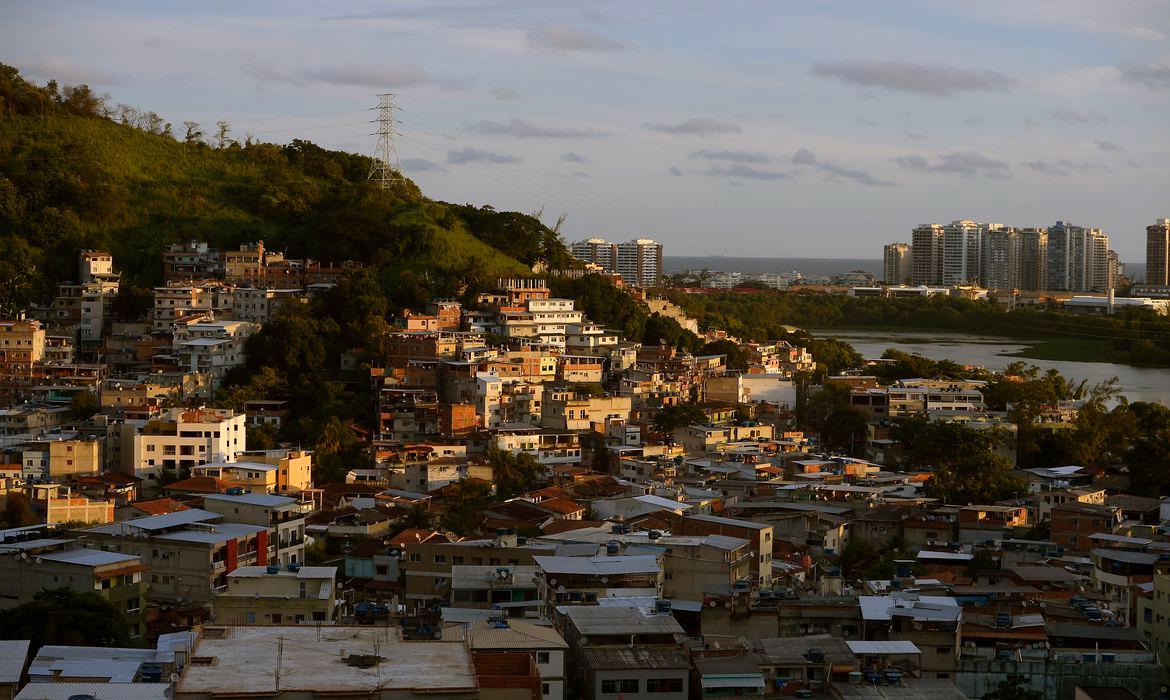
[0,588,130,655]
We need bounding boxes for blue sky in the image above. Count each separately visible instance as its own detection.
[5,0,1169,260]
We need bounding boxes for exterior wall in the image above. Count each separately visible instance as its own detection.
[214,573,335,623]
[585,666,687,700]
[956,658,1161,700]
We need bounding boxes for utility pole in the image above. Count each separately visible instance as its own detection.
[368,93,403,190]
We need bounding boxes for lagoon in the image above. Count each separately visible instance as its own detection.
[815,329,1170,406]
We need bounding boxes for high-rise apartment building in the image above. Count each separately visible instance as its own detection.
[1018,228,1048,292]
[911,224,944,285]
[942,220,986,286]
[982,228,1021,291]
[571,238,663,287]
[1147,218,1170,286]
[570,238,616,270]
[1047,221,1111,291]
[882,243,913,285]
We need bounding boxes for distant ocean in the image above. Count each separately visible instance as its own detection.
[666,256,1147,281]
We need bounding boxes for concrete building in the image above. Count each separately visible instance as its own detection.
[1047,221,1112,292]
[942,220,986,286]
[1148,218,1170,287]
[201,492,309,566]
[541,389,631,432]
[559,605,687,700]
[571,239,663,287]
[675,514,773,587]
[121,407,246,484]
[174,626,479,700]
[0,535,148,640]
[19,436,101,482]
[882,243,912,285]
[173,319,258,395]
[658,534,752,599]
[465,618,569,700]
[911,224,944,286]
[213,564,337,624]
[0,320,46,401]
[83,508,268,608]
[533,555,663,616]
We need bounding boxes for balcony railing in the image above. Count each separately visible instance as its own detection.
[211,560,226,573]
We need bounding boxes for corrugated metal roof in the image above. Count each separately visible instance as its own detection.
[845,640,921,655]
[14,682,171,700]
[0,640,30,683]
[450,565,538,589]
[90,508,219,533]
[563,606,684,636]
[534,554,660,576]
[684,514,769,530]
[1091,547,1160,565]
[580,647,688,670]
[153,522,266,544]
[465,620,568,650]
[203,492,297,507]
[38,548,139,567]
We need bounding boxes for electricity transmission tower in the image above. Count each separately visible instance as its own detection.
[368,93,403,189]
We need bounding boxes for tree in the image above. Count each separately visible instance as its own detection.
[808,338,862,378]
[0,588,130,654]
[654,404,708,433]
[486,447,545,498]
[439,479,492,535]
[215,120,231,149]
[697,339,747,371]
[182,120,204,145]
[1,492,38,528]
[981,674,1042,700]
[68,390,98,420]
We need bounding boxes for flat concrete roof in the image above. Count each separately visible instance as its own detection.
[176,626,476,695]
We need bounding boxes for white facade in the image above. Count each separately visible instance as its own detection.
[127,407,246,481]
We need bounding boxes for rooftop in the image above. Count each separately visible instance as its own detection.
[464,619,568,650]
[580,647,688,671]
[562,605,684,636]
[176,626,475,694]
[202,492,299,508]
[534,554,660,576]
[39,548,140,567]
[0,639,30,683]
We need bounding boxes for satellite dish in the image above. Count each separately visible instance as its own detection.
[600,577,609,584]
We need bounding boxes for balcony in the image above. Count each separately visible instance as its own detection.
[211,560,226,573]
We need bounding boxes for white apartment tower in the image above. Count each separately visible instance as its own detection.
[942,220,987,286]
[571,238,663,287]
[883,243,913,285]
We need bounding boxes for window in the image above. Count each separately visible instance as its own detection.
[647,679,682,693]
[409,553,422,563]
[434,554,447,564]
[601,680,638,694]
[536,652,550,664]
[542,683,551,696]
[936,647,951,654]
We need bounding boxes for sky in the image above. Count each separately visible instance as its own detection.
[5,0,1170,261]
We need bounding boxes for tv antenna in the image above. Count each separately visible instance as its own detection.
[369,93,403,189]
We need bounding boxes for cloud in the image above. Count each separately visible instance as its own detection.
[527,24,627,52]
[401,158,446,172]
[447,148,521,165]
[703,164,792,181]
[467,118,605,138]
[561,152,589,163]
[688,150,771,163]
[856,116,878,126]
[810,59,1013,96]
[906,132,927,141]
[1025,159,1110,176]
[491,87,522,101]
[792,148,817,166]
[15,56,120,85]
[1119,63,1170,89]
[790,148,893,186]
[1095,140,1123,152]
[299,63,472,90]
[1051,109,1108,125]
[894,151,1011,178]
[644,118,742,135]
[669,166,684,177]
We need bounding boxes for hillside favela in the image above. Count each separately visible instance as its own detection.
[2,4,1170,700]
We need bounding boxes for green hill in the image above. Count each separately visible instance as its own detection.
[0,63,576,312]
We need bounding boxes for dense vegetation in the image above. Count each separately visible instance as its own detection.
[662,289,1170,366]
[0,63,576,315]
[0,588,131,654]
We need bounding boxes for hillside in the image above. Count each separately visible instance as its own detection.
[0,63,577,312]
